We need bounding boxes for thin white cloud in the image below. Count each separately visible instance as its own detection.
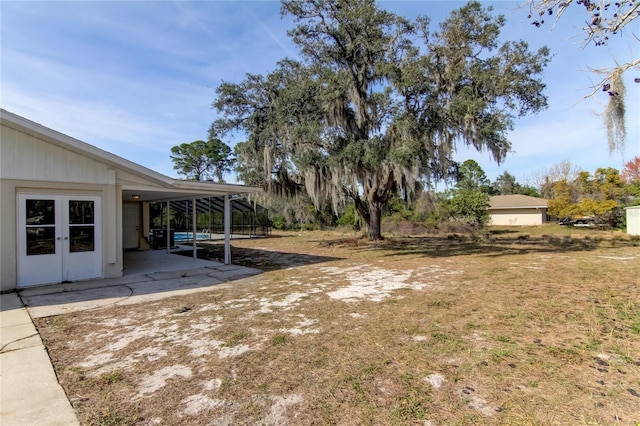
[239,3,300,60]
[3,84,176,150]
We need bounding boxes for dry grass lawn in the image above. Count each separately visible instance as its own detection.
[35,226,640,425]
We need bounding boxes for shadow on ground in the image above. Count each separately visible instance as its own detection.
[315,234,639,259]
[174,244,343,272]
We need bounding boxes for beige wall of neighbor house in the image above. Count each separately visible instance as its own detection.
[627,206,640,235]
[488,195,549,226]
[1,109,259,291]
[489,209,547,226]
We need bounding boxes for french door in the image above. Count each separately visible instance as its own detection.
[17,194,102,287]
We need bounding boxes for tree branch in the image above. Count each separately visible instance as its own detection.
[576,58,640,105]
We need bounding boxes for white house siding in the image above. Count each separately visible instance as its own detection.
[116,169,168,187]
[627,206,640,235]
[489,209,545,226]
[1,123,122,290]
[1,125,114,184]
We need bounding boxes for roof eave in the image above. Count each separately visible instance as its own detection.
[489,205,547,210]
[171,180,262,195]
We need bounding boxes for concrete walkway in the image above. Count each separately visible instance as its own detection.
[1,261,262,425]
[1,292,79,425]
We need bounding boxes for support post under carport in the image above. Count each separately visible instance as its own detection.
[192,198,197,259]
[224,194,231,265]
[166,201,171,254]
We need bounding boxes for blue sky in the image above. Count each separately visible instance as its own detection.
[1,1,638,187]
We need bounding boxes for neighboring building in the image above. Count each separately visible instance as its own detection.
[488,194,550,226]
[1,109,259,290]
[626,205,640,235]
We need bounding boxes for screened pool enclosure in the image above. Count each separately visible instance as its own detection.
[149,196,270,245]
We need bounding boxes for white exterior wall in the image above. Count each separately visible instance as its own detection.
[1,126,116,184]
[489,208,546,226]
[1,124,123,291]
[627,206,640,236]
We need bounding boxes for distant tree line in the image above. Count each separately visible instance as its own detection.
[543,157,640,227]
[170,131,639,232]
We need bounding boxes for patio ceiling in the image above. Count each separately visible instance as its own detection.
[122,182,260,203]
[167,197,266,215]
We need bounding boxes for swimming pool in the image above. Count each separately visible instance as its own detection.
[173,232,211,242]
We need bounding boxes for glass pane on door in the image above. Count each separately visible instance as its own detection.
[69,200,94,224]
[69,200,95,253]
[25,199,56,256]
[26,199,55,225]
[69,226,95,252]
[26,227,56,255]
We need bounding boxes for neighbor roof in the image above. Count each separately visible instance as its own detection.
[489,194,548,210]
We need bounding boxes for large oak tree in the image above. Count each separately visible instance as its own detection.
[213,0,550,239]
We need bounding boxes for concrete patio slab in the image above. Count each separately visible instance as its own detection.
[22,264,261,318]
[122,248,222,276]
[144,266,221,280]
[0,294,23,311]
[19,274,154,297]
[22,285,134,318]
[210,267,262,281]
[215,263,252,271]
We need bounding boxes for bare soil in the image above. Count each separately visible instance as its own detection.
[35,227,640,425]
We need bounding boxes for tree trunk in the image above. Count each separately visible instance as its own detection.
[348,193,383,240]
[367,201,383,240]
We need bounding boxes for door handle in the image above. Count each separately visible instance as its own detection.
[64,237,69,240]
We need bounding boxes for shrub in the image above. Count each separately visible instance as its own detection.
[300,222,316,231]
[382,217,433,236]
[337,204,360,230]
[271,214,287,230]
